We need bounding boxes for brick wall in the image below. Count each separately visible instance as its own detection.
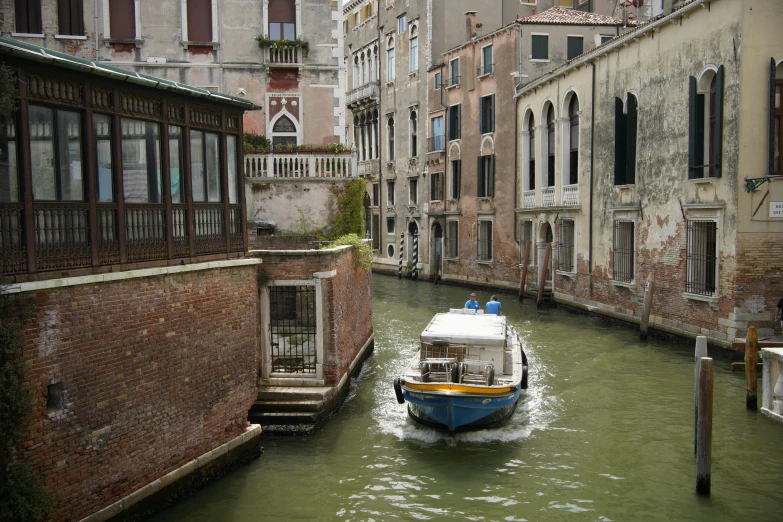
[18,266,259,521]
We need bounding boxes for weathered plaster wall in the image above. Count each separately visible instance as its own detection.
[246,178,340,233]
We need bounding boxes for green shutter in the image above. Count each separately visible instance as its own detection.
[457,105,461,139]
[488,154,495,197]
[688,76,698,179]
[477,156,485,197]
[456,160,461,199]
[479,96,484,134]
[771,58,777,175]
[490,95,495,133]
[614,98,626,185]
[567,37,583,61]
[713,65,724,177]
[532,35,548,60]
[626,95,637,185]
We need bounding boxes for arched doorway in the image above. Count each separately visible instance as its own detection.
[431,222,443,281]
[538,221,553,286]
[363,193,371,239]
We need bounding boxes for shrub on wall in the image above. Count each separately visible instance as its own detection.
[330,179,365,238]
[321,234,372,271]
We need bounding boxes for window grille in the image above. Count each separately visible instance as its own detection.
[686,220,717,296]
[371,214,380,250]
[269,285,317,374]
[558,219,574,272]
[446,221,458,257]
[477,220,493,261]
[613,220,634,283]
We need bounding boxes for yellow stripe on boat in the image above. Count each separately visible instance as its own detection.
[404,382,515,394]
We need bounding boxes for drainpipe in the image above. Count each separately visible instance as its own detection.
[377,20,383,254]
[218,0,224,93]
[589,61,596,282]
[94,0,99,60]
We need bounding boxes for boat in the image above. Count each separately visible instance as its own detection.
[393,309,529,432]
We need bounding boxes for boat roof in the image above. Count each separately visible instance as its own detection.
[420,313,506,347]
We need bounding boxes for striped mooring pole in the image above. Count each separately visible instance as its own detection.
[398,232,404,279]
[411,233,419,280]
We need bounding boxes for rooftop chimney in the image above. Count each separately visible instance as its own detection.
[465,11,477,40]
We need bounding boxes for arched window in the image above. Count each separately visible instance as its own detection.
[614,94,638,185]
[568,96,579,185]
[387,37,395,82]
[271,114,297,147]
[360,52,366,85]
[410,25,418,72]
[388,116,395,161]
[546,104,555,187]
[368,49,373,84]
[410,111,418,157]
[373,109,379,160]
[527,114,535,191]
[360,113,367,160]
[688,66,724,179]
[353,56,359,89]
[373,45,379,81]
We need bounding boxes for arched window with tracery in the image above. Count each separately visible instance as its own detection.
[546,104,555,187]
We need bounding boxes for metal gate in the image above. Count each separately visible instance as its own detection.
[269,285,317,374]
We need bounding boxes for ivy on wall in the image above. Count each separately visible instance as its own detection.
[330,178,366,238]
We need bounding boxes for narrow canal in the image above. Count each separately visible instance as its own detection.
[151,274,783,521]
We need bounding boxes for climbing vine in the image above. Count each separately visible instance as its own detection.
[330,178,366,238]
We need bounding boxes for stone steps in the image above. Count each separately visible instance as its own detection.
[250,386,337,433]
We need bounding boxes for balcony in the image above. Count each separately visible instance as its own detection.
[443,75,460,89]
[562,185,579,206]
[542,187,556,207]
[245,152,357,178]
[358,159,380,177]
[427,135,445,153]
[477,64,494,77]
[346,83,379,110]
[523,190,536,209]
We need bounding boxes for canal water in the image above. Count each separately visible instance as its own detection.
[151,274,783,521]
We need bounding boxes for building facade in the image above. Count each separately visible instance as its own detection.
[515,0,783,345]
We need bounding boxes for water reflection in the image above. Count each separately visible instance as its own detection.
[150,274,783,522]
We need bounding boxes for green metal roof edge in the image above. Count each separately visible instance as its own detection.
[0,37,261,111]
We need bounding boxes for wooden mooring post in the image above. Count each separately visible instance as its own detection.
[519,240,531,301]
[536,243,551,308]
[745,325,759,411]
[696,357,713,496]
[694,336,707,455]
[639,272,655,341]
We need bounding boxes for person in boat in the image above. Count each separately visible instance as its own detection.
[486,295,502,316]
[464,293,480,311]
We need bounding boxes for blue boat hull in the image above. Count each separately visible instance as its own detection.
[403,385,522,432]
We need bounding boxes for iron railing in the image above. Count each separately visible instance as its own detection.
[686,220,717,296]
[558,220,574,272]
[613,220,634,283]
[428,135,445,152]
[477,64,494,77]
[443,75,461,89]
[269,285,318,374]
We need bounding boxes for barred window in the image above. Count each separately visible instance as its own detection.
[269,285,317,374]
[558,219,574,272]
[686,220,717,296]
[477,220,493,261]
[520,220,532,249]
[613,220,634,283]
[371,214,380,250]
[446,220,458,258]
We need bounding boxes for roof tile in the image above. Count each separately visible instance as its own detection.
[517,6,634,27]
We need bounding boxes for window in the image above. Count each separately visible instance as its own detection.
[120,119,161,203]
[479,94,495,134]
[614,94,638,185]
[558,219,574,272]
[227,135,239,204]
[398,15,406,34]
[372,214,380,250]
[94,114,114,202]
[108,0,136,40]
[567,36,583,60]
[600,35,613,45]
[269,285,317,374]
[190,130,221,202]
[477,220,493,261]
[773,59,782,175]
[387,180,395,205]
[58,0,84,36]
[532,34,549,60]
[29,106,83,201]
[387,243,395,258]
[479,45,493,76]
[383,216,394,236]
[14,0,42,34]
[448,104,461,141]
[430,116,444,152]
[520,220,533,250]
[372,183,380,206]
[686,220,717,296]
[0,111,19,203]
[567,96,579,185]
[410,26,418,72]
[477,155,495,198]
[169,126,185,203]
[446,220,458,258]
[449,159,461,199]
[387,116,395,160]
[186,0,213,41]
[271,115,297,147]
[434,72,441,90]
[409,111,418,157]
[546,104,555,187]
[449,58,460,87]
[527,115,536,191]
[269,0,296,40]
[689,67,724,179]
[409,178,418,204]
[613,220,634,283]
[430,172,443,201]
[387,40,396,81]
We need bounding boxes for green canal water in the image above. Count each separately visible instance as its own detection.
[151,274,783,521]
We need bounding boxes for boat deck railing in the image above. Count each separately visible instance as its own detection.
[421,342,468,361]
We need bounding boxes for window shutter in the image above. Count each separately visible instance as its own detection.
[770,58,777,175]
[187,0,213,42]
[477,156,485,197]
[626,95,637,185]
[430,175,436,201]
[713,65,724,177]
[109,0,136,39]
[479,97,484,134]
[455,160,461,199]
[15,0,42,33]
[688,76,697,179]
[456,105,461,139]
[614,98,626,185]
[58,0,84,36]
[490,95,495,133]
[488,154,495,197]
[269,0,296,22]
